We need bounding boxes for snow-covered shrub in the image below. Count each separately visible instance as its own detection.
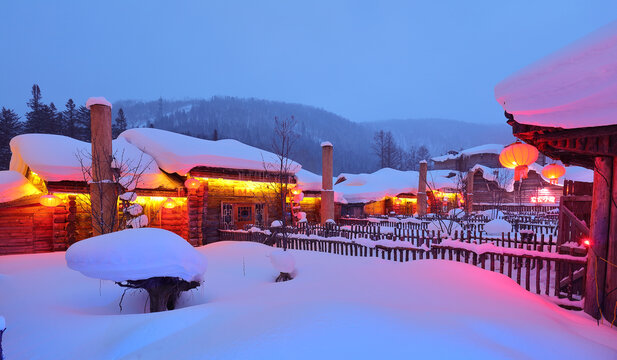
[401,217,422,224]
[426,220,463,236]
[484,219,512,235]
[65,228,207,312]
[270,249,295,282]
[271,220,283,227]
[325,219,336,224]
[119,191,148,229]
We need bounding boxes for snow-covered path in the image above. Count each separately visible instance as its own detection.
[0,241,615,359]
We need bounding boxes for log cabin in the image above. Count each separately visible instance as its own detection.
[494,20,617,321]
[1,128,302,254]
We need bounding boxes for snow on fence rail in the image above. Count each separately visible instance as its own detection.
[218,229,587,306]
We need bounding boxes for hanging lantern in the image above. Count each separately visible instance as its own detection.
[499,141,539,181]
[541,163,566,185]
[291,187,302,196]
[40,194,61,207]
[184,178,201,191]
[162,198,176,209]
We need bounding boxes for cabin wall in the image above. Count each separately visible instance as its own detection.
[0,202,63,255]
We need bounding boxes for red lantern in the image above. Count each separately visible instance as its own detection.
[184,178,201,191]
[40,194,61,207]
[499,141,539,181]
[541,163,566,185]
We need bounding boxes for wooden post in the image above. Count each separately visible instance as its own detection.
[88,99,117,236]
[321,142,334,223]
[417,160,428,215]
[604,157,617,322]
[187,180,205,246]
[584,156,612,319]
[466,170,474,213]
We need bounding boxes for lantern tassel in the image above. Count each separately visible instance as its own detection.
[550,178,558,185]
[514,165,528,181]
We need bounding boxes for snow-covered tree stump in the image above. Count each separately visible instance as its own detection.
[270,249,295,282]
[66,228,207,313]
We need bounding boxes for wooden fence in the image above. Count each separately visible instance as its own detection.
[218,229,586,303]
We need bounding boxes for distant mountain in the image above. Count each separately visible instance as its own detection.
[112,97,515,175]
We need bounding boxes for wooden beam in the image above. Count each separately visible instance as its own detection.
[584,157,612,319]
[604,157,617,322]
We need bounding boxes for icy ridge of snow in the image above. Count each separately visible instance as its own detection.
[85,97,112,109]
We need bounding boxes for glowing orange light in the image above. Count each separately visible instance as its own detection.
[541,163,566,185]
[40,194,62,207]
[499,141,539,181]
[162,197,177,209]
[184,178,201,190]
[291,187,302,195]
[583,239,591,247]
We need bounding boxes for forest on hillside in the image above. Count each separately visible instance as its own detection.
[1,87,514,174]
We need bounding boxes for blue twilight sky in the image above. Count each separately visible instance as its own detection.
[1,1,616,124]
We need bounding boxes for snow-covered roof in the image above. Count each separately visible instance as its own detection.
[0,170,41,203]
[432,144,504,162]
[9,134,175,190]
[334,168,458,204]
[471,162,593,192]
[495,20,617,129]
[119,128,301,176]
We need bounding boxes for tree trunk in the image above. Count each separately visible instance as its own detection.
[117,277,201,313]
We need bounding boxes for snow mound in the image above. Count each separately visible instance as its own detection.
[427,220,463,235]
[0,170,41,203]
[85,97,112,109]
[65,228,207,282]
[481,209,504,220]
[448,208,465,218]
[325,219,336,224]
[484,219,512,235]
[320,141,333,147]
[269,249,295,273]
[271,220,283,227]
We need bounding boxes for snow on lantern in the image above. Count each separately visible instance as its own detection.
[184,178,201,191]
[162,198,177,209]
[542,163,566,185]
[40,194,61,207]
[499,141,538,181]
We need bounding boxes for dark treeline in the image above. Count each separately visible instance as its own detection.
[371,130,430,171]
[0,84,128,169]
[118,97,445,174]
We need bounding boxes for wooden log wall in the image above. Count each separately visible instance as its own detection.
[187,183,206,246]
[0,202,67,255]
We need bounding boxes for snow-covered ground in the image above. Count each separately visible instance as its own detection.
[1,241,616,359]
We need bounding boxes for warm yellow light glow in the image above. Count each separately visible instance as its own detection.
[162,197,177,209]
[194,177,276,195]
[40,194,61,207]
[184,178,201,190]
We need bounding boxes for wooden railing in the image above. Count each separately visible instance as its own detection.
[218,228,587,304]
[557,203,590,247]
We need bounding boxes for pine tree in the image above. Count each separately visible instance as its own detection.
[62,99,78,138]
[76,105,91,141]
[0,108,23,169]
[25,84,45,133]
[112,108,127,138]
[47,102,61,134]
[212,128,218,141]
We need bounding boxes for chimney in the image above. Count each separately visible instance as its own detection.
[466,170,474,213]
[417,160,428,216]
[320,142,334,223]
[87,97,117,236]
